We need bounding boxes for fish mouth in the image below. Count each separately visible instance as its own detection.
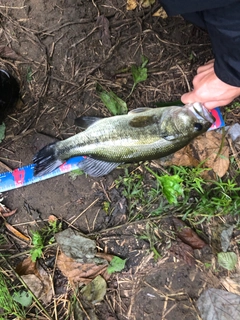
[188,102,215,124]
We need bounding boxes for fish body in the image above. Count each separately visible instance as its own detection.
[33,102,215,177]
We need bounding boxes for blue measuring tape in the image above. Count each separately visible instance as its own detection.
[0,156,84,193]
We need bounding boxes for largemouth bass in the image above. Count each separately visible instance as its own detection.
[33,102,215,177]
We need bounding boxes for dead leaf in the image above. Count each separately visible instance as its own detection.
[173,218,207,249]
[153,7,168,18]
[170,241,195,266]
[81,275,107,304]
[222,274,240,295]
[126,0,138,10]
[197,288,240,319]
[0,203,17,217]
[140,0,156,8]
[16,257,53,304]
[21,274,52,304]
[126,0,155,10]
[0,45,22,60]
[4,221,30,242]
[160,131,229,178]
[95,252,114,262]
[96,15,111,48]
[16,257,37,276]
[0,208,17,218]
[57,252,108,284]
[48,214,58,223]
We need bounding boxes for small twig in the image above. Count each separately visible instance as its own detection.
[0,5,26,9]
[70,26,98,48]
[68,198,99,226]
[228,137,240,170]
[0,160,12,172]
[176,63,191,92]
[92,0,100,16]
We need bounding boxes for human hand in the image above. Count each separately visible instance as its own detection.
[181,60,240,109]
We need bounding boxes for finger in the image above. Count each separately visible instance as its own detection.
[196,61,214,74]
[204,99,231,109]
[181,92,196,104]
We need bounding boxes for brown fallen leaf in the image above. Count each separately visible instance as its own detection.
[0,203,17,217]
[0,209,17,218]
[126,0,138,10]
[16,257,53,304]
[21,274,53,304]
[170,241,195,266]
[4,221,30,242]
[153,7,168,18]
[159,131,229,178]
[96,15,111,48]
[48,214,58,223]
[172,217,207,249]
[0,45,22,60]
[141,0,156,8]
[127,0,155,10]
[15,257,37,276]
[57,251,108,285]
[222,275,240,295]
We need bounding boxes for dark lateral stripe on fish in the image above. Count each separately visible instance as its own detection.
[78,157,122,177]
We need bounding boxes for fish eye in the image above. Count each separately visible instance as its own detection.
[194,123,203,131]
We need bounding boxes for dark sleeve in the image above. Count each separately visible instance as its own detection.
[159,0,238,16]
[203,3,240,87]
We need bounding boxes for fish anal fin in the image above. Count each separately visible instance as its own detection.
[78,157,122,177]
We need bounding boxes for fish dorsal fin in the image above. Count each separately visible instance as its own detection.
[128,107,152,114]
[129,115,157,128]
[74,116,103,130]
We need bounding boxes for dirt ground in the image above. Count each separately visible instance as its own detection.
[0,1,235,319]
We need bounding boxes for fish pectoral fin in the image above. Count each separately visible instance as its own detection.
[162,135,178,141]
[78,157,122,177]
[128,107,152,114]
[74,116,104,129]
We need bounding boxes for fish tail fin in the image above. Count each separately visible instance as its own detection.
[33,143,64,177]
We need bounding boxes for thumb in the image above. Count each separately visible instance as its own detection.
[181,92,195,104]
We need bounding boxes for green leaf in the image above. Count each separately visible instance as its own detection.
[30,247,43,261]
[31,231,44,247]
[69,168,84,180]
[0,123,6,143]
[98,88,128,115]
[131,64,148,85]
[12,290,32,307]
[128,55,148,97]
[107,256,126,274]
[218,252,237,271]
[158,175,183,204]
[81,275,107,304]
